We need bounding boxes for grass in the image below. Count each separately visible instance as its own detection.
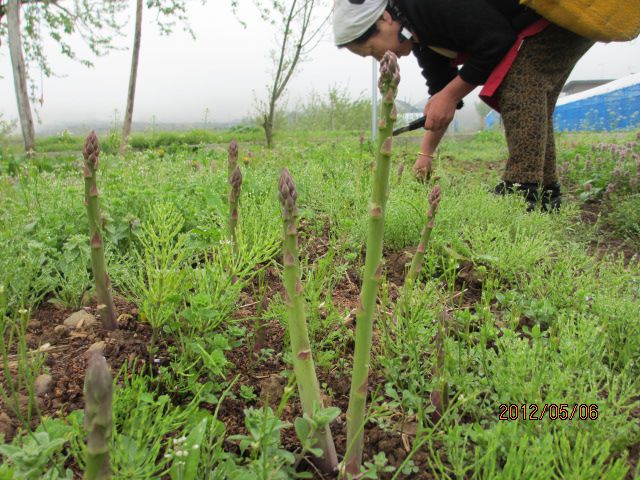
[0,128,638,479]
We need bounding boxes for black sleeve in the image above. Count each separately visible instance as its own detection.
[412,45,464,109]
[402,0,517,86]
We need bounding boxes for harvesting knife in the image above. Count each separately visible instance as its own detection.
[392,115,426,136]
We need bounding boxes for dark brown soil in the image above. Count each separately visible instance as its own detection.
[0,296,155,442]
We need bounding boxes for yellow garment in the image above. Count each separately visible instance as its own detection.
[520,0,640,42]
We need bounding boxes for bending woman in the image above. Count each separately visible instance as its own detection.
[333,0,595,211]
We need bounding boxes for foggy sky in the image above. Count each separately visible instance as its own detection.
[1,1,639,132]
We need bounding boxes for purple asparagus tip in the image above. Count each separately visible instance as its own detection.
[278,168,298,220]
[83,131,100,167]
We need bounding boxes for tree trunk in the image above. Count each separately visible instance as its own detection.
[263,114,274,149]
[120,0,143,155]
[7,0,36,154]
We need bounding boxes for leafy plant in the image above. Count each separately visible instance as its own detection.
[0,419,73,480]
[228,407,304,479]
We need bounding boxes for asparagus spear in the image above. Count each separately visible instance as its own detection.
[343,51,400,477]
[228,139,238,181]
[406,184,442,283]
[83,353,113,480]
[278,168,338,474]
[228,165,243,253]
[83,132,118,330]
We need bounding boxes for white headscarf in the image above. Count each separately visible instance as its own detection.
[333,0,388,46]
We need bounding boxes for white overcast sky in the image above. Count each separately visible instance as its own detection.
[1,1,639,131]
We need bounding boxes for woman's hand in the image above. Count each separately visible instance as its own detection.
[423,91,457,131]
[424,75,476,131]
[413,153,432,182]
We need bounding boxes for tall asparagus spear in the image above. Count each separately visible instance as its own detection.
[84,353,113,480]
[278,169,338,474]
[83,132,118,330]
[406,185,442,283]
[343,51,400,477]
[228,165,243,253]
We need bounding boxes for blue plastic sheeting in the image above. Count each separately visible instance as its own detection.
[485,110,500,129]
[554,83,640,131]
[483,75,640,132]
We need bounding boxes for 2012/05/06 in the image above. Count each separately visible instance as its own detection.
[499,403,599,421]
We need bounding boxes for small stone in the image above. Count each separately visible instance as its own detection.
[27,319,41,330]
[53,325,68,337]
[63,310,97,329]
[34,374,53,396]
[87,341,106,356]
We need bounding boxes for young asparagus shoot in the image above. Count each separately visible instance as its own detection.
[343,51,400,477]
[278,168,338,474]
[406,184,442,283]
[82,131,118,330]
[228,139,239,181]
[83,353,113,480]
[431,310,450,421]
[229,165,243,253]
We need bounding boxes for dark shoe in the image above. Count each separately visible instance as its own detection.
[493,181,540,212]
[493,181,561,212]
[540,182,561,212]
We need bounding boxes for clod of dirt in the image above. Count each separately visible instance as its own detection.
[259,374,285,407]
[34,374,53,396]
[63,310,97,329]
[0,412,14,441]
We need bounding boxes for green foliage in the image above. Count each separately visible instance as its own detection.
[294,405,341,458]
[129,203,191,332]
[1,129,639,479]
[288,86,372,132]
[228,407,309,479]
[607,193,640,241]
[0,308,44,425]
[0,419,73,480]
[69,368,202,479]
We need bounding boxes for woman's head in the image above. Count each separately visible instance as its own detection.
[333,0,412,60]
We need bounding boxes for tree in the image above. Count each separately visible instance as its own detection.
[119,0,207,155]
[6,0,35,153]
[255,0,328,148]
[0,1,127,152]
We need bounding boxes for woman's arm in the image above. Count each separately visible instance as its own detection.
[424,75,476,131]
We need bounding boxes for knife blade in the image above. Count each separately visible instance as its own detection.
[392,115,426,136]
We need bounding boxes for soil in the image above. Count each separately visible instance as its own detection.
[0,296,159,442]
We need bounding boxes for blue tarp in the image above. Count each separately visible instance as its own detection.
[554,82,640,131]
[483,74,640,132]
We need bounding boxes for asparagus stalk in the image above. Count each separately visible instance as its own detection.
[343,52,400,477]
[405,185,442,283]
[278,169,338,474]
[228,165,243,253]
[430,310,450,421]
[83,353,113,480]
[83,132,118,330]
[228,139,238,181]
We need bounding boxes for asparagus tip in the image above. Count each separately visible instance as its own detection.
[83,131,100,166]
[278,168,298,220]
